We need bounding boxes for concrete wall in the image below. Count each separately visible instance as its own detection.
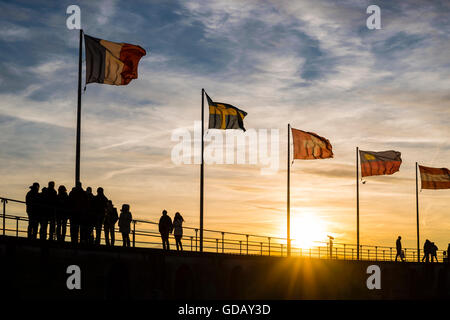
[1,236,449,300]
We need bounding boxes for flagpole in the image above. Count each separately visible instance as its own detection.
[75,29,83,186]
[287,124,291,257]
[200,88,205,252]
[416,162,420,262]
[356,146,360,260]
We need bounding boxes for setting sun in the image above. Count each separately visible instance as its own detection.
[291,212,329,249]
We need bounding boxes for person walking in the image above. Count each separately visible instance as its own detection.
[395,236,404,262]
[173,212,184,251]
[430,242,438,263]
[158,210,173,250]
[68,182,87,244]
[25,182,40,240]
[104,200,118,246]
[118,204,132,247]
[422,240,431,263]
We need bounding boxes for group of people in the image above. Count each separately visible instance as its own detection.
[25,181,133,247]
[396,236,448,263]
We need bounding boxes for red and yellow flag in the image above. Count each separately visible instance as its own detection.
[359,150,402,177]
[419,165,450,189]
[291,128,333,160]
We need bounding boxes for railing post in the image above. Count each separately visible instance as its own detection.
[190,236,193,251]
[260,242,263,255]
[2,198,6,236]
[281,243,283,256]
[246,235,249,255]
[195,229,198,251]
[216,238,219,253]
[335,248,337,260]
[132,220,136,247]
[383,250,385,261]
[268,237,271,256]
[352,248,354,260]
[404,248,407,261]
[16,217,19,237]
[368,249,370,260]
[239,240,242,255]
[375,246,378,261]
[390,247,392,261]
[360,245,363,260]
[221,232,224,253]
[344,244,346,260]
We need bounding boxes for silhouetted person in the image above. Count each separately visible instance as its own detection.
[422,239,431,263]
[118,204,132,247]
[93,187,108,245]
[25,182,40,239]
[173,212,184,251]
[430,242,438,263]
[395,236,404,262]
[448,244,450,264]
[38,187,49,240]
[81,187,95,244]
[159,210,173,250]
[56,185,69,242]
[69,182,87,244]
[46,181,58,241]
[104,200,118,246]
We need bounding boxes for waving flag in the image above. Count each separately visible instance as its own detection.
[84,34,146,85]
[291,128,333,160]
[359,150,402,177]
[419,165,450,189]
[206,92,247,131]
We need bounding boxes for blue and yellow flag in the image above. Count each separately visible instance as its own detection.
[206,92,247,131]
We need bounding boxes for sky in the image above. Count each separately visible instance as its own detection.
[0,0,449,251]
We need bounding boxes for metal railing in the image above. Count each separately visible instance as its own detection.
[1,196,447,262]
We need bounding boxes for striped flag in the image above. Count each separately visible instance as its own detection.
[84,34,146,86]
[419,165,450,189]
[359,150,402,177]
[291,128,333,160]
[206,92,247,131]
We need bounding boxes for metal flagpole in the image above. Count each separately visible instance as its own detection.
[356,146,360,260]
[75,29,83,186]
[416,162,420,262]
[287,124,291,257]
[200,88,205,252]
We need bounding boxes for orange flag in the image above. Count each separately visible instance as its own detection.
[291,128,333,160]
[419,165,450,189]
[359,150,402,177]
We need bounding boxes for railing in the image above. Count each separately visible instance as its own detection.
[1,196,447,262]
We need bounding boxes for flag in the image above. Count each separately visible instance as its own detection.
[359,150,402,177]
[291,128,333,160]
[419,165,450,189]
[84,34,146,85]
[206,92,247,131]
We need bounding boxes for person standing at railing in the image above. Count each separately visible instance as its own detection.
[158,210,173,250]
[104,200,118,246]
[395,236,404,262]
[93,187,108,246]
[38,187,49,240]
[56,185,69,242]
[46,181,58,241]
[69,182,87,244]
[26,182,40,240]
[173,212,184,251]
[81,187,95,244]
[118,204,132,247]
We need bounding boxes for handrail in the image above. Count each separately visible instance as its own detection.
[1,196,447,262]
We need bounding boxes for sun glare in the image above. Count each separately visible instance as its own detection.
[291,212,329,249]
